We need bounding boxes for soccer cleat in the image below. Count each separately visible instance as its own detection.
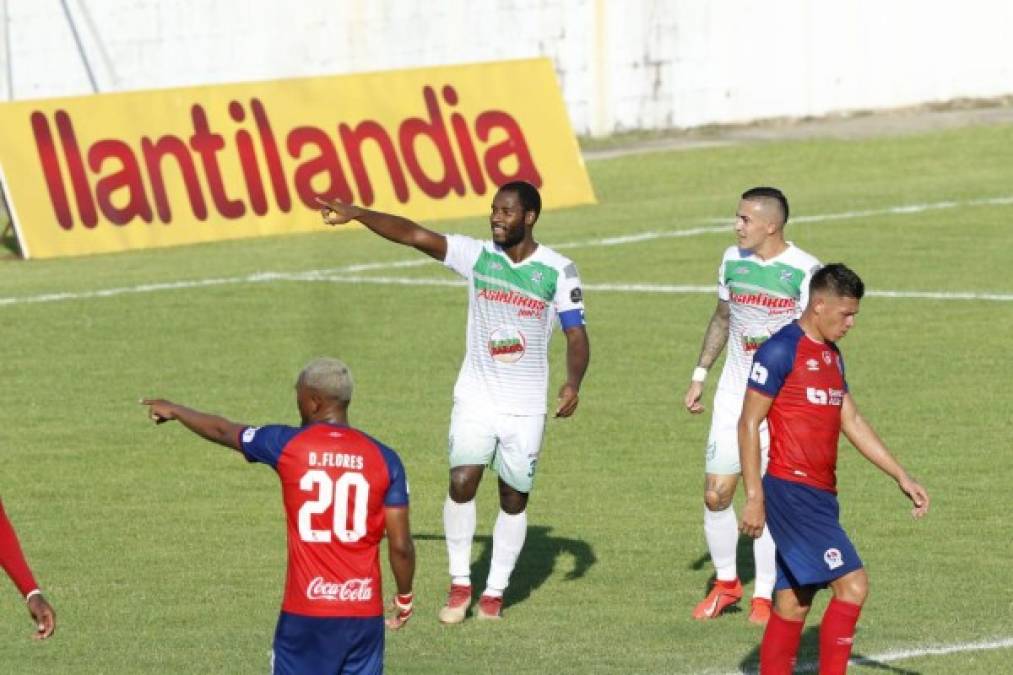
[748,597,772,625]
[476,594,503,620]
[692,578,743,620]
[437,584,472,624]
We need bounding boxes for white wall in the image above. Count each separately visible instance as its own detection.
[2,0,1012,136]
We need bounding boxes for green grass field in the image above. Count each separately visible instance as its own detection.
[0,121,1011,673]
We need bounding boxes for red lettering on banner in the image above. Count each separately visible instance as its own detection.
[30,112,72,230]
[87,139,152,225]
[190,104,244,219]
[29,86,544,230]
[287,126,354,208]
[55,110,98,228]
[141,136,208,222]
[398,86,465,198]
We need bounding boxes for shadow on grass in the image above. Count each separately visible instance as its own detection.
[737,625,922,674]
[413,525,596,610]
[689,533,759,601]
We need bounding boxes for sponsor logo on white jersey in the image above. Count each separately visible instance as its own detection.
[488,326,527,363]
[824,548,844,570]
[306,577,374,602]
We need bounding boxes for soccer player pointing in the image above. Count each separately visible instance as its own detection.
[143,358,415,674]
[317,181,589,621]
[738,264,929,675]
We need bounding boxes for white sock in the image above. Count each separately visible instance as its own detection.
[752,524,776,599]
[444,496,476,584]
[704,506,738,582]
[485,509,527,594]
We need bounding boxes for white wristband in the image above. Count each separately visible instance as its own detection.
[25,589,41,602]
[691,367,708,383]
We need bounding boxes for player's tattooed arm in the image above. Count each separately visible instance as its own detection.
[141,399,246,452]
[696,299,731,369]
[316,197,448,261]
[684,300,730,414]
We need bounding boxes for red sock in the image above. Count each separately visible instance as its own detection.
[819,597,862,674]
[760,611,804,675]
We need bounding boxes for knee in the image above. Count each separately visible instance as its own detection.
[448,472,478,503]
[704,490,732,512]
[499,487,528,515]
[834,572,869,606]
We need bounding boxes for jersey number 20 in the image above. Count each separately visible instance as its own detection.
[298,470,370,543]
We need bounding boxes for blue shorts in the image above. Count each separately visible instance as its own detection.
[271,612,383,675]
[763,474,863,591]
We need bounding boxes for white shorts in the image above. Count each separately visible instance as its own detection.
[448,399,546,494]
[705,388,769,475]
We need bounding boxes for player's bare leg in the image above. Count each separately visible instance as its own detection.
[695,473,743,619]
[440,465,484,624]
[478,479,529,620]
[820,569,867,674]
[761,585,815,674]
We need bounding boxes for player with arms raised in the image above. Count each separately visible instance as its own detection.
[738,264,929,674]
[684,187,820,624]
[143,358,415,674]
[317,181,589,622]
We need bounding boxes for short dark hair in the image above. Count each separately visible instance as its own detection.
[498,181,541,220]
[810,263,865,299]
[741,186,789,225]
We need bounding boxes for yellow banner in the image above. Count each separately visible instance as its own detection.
[0,59,595,259]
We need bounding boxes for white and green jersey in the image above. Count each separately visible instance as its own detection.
[716,243,820,397]
[444,234,586,415]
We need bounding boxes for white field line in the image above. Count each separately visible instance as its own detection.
[1,194,1011,308]
[2,272,1012,308]
[717,635,1013,674]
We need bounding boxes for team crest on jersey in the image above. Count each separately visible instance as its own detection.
[824,548,844,570]
[822,351,833,365]
[242,427,259,443]
[806,358,820,371]
[488,326,527,363]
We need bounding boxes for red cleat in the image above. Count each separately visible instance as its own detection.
[748,597,772,625]
[438,584,472,624]
[476,594,503,620]
[693,578,743,620]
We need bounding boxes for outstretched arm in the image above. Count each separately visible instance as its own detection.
[140,399,246,452]
[316,197,447,261]
[841,393,929,518]
[684,300,730,414]
[556,325,590,418]
[384,506,415,629]
[738,389,774,538]
[0,501,56,639]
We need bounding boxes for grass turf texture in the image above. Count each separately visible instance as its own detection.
[0,123,1011,673]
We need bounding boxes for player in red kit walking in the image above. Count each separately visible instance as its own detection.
[738,264,929,674]
[143,357,415,674]
[1,499,56,639]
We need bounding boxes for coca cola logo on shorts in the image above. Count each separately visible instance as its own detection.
[306,576,374,602]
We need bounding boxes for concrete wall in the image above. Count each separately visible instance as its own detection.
[3,0,1012,136]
